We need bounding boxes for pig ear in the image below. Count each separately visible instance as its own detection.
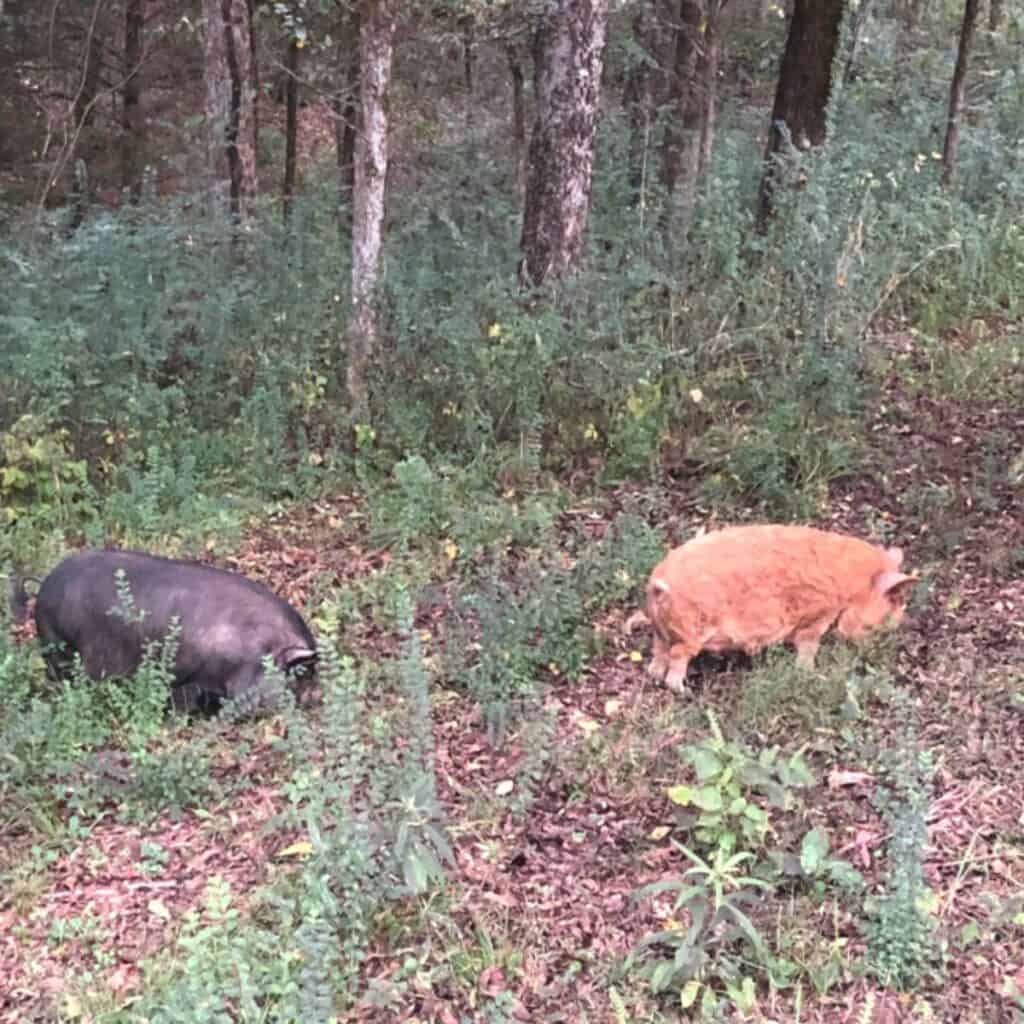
[283,647,317,669]
[874,571,915,603]
[885,547,904,570]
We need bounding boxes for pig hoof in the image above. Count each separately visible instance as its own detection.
[664,669,688,695]
[647,658,667,680]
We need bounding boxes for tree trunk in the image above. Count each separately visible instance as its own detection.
[670,0,727,228]
[121,0,145,202]
[282,35,299,224]
[756,0,845,228]
[659,0,702,203]
[333,6,360,227]
[942,0,981,187]
[248,0,260,164]
[519,0,610,288]
[506,43,528,199]
[202,0,257,220]
[696,2,725,179]
[72,10,105,132]
[461,14,475,132]
[345,0,395,412]
[843,0,875,84]
[988,0,1004,32]
[624,1,653,204]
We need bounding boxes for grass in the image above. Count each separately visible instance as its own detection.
[3,7,1024,1015]
[2,386,1022,1022]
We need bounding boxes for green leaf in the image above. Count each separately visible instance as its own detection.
[688,747,723,780]
[800,827,830,875]
[650,959,677,993]
[692,786,724,812]
[784,752,816,786]
[959,920,981,947]
[826,860,864,890]
[720,901,769,958]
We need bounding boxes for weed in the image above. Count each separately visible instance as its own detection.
[698,399,859,518]
[865,735,944,989]
[667,711,815,855]
[0,414,96,551]
[628,840,775,1009]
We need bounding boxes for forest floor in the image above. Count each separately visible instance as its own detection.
[1,322,1023,1023]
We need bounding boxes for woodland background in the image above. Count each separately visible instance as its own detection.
[0,1,1023,1021]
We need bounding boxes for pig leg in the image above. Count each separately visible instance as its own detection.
[663,644,692,694]
[647,633,669,680]
[791,615,838,668]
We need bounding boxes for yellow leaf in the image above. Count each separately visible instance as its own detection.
[680,980,702,1009]
[548,662,560,675]
[278,840,313,859]
[495,779,515,797]
[577,717,600,736]
[488,322,502,338]
[629,650,644,663]
[648,825,670,841]
[443,539,459,562]
[666,785,692,806]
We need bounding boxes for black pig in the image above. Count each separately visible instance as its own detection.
[34,550,316,711]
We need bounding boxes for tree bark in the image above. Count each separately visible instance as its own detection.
[345,0,395,411]
[696,2,726,179]
[333,6,360,226]
[461,14,475,131]
[282,35,299,224]
[842,0,875,84]
[121,0,145,202]
[202,0,257,220]
[506,43,528,199]
[942,0,981,187]
[519,0,610,288]
[72,9,105,132]
[659,0,702,203]
[756,0,845,228]
[988,0,1005,31]
[624,1,653,204]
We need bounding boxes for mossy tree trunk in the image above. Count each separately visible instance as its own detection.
[519,0,610,287]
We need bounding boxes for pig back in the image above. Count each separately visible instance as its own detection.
[35,550,315,688]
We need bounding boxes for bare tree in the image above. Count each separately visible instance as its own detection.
[659,0,729,228]
[695,1,728,181]
[659,0,702,204]
[506,42,528,199]
[201,0,257,220]
[942,0,981,187]
[756,0,845,227]
[345,0,395,410]
[121,0,145,202]
[519,0,610,288]
[332,5,360,225]
[624,0,654,204]
[282,34,299,224]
